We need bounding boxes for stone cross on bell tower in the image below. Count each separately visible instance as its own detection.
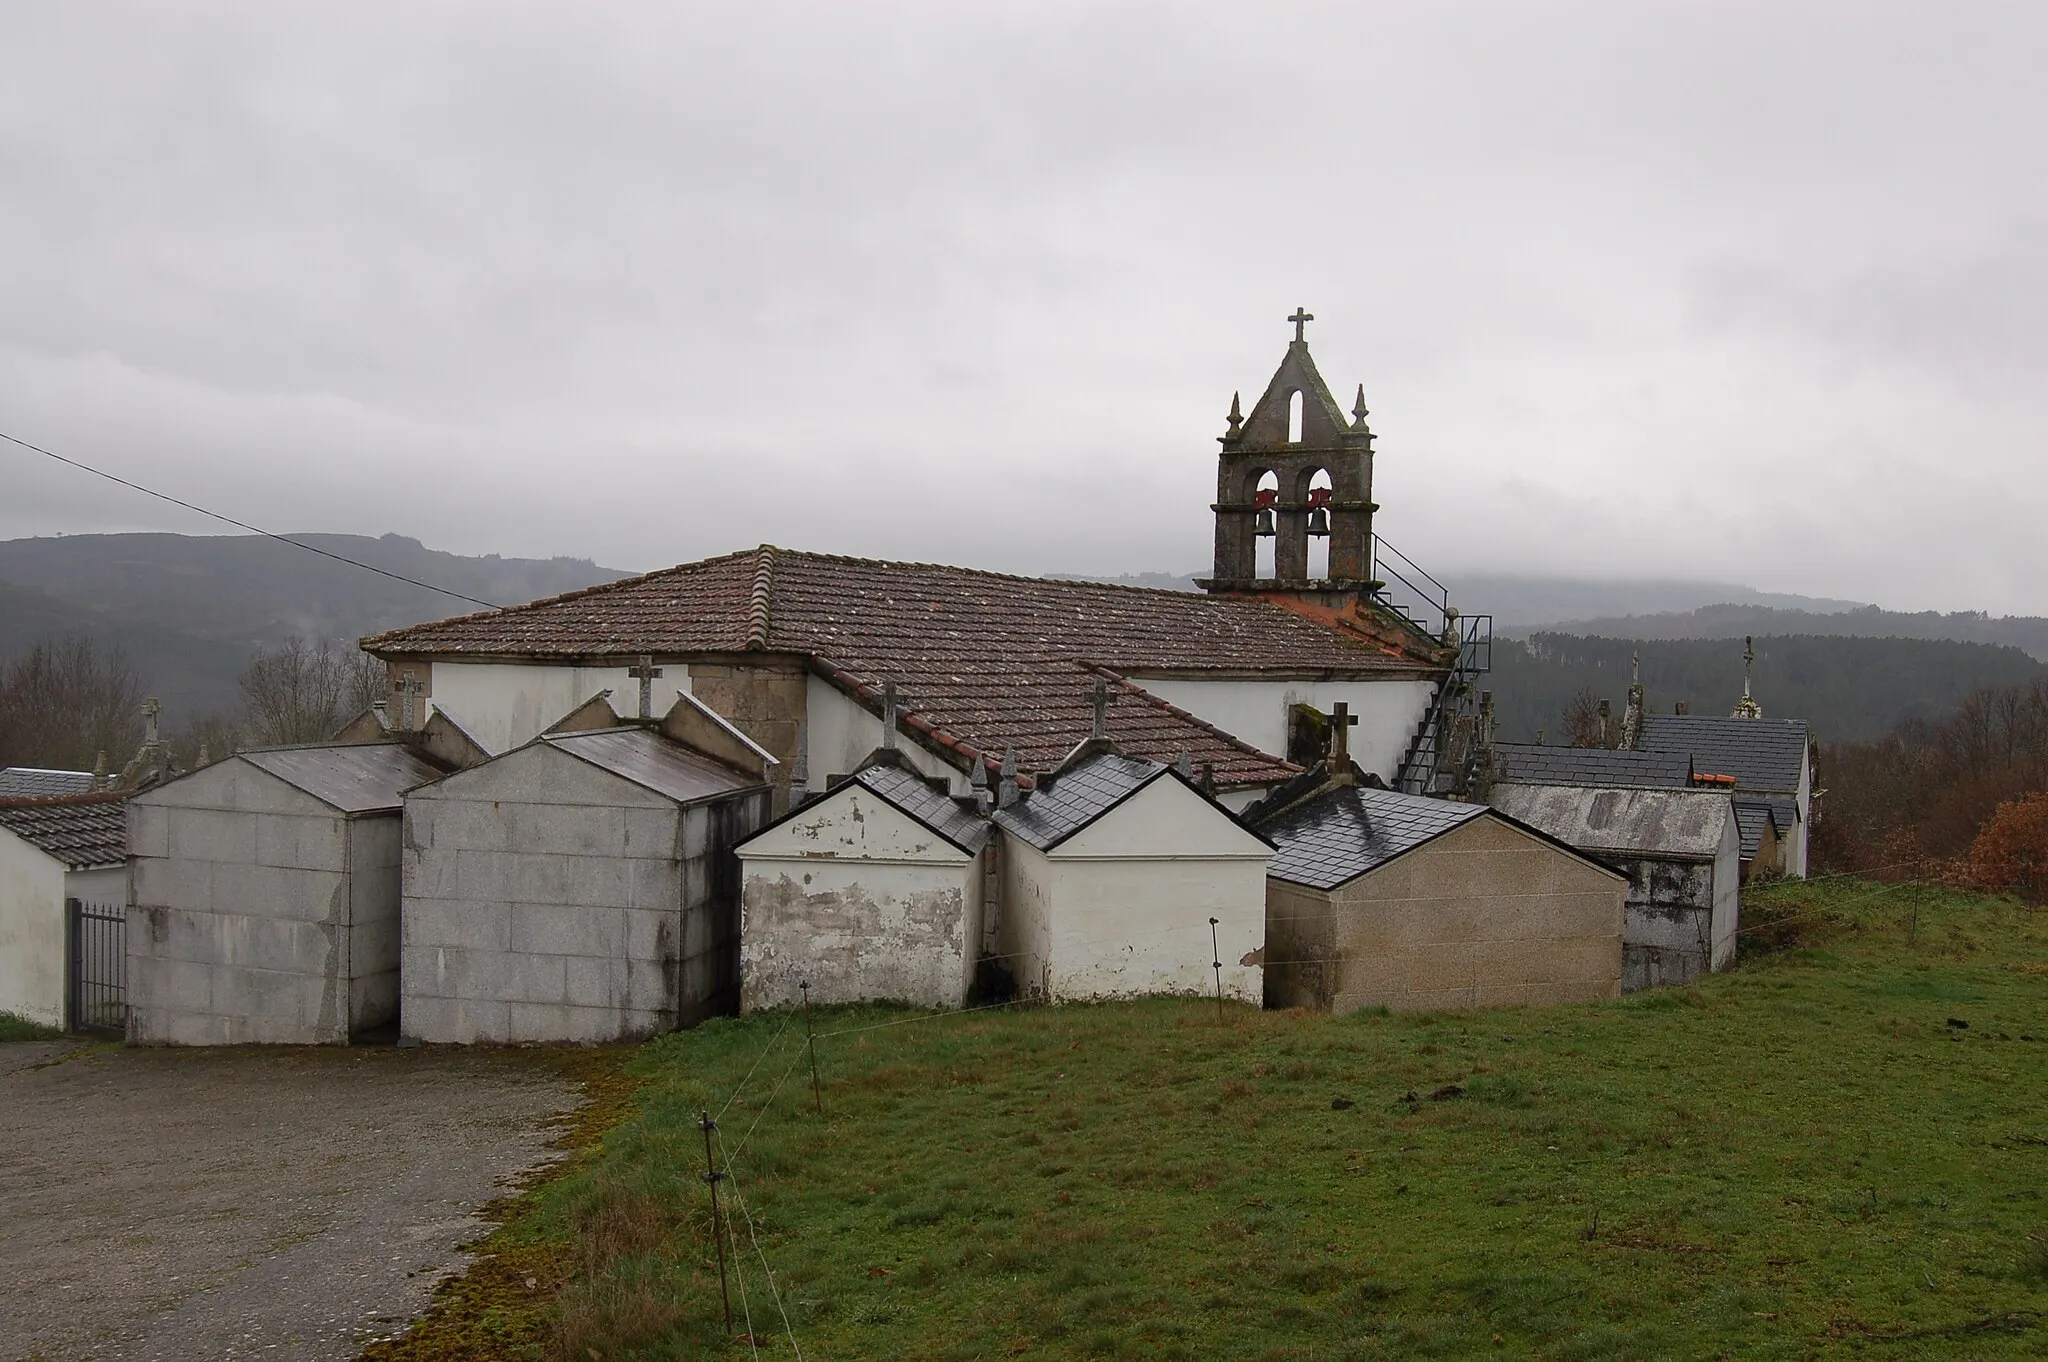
[1199,309,1379,595]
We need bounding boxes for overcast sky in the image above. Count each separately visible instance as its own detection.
[3,3,2043,613]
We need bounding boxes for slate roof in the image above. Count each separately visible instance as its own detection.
[544,729,766,805]
[241,744,449,814]
[1489,784,1733,862]
[1490,744,1693,789]
[1732,801,1773,860]
[992,750,1220,853]
[0,767,95,799]
[849,762,991,855]
[0,794,128,869]
[1261,786,1490,891]
[1637,715,1807,792]
[363,547,1445,789]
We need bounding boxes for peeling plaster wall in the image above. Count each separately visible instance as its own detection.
[1130,677,1436,782]
[1265,815,1625,1014]
[127,760,393,1045]
[738,786,978,1010]
[422,660,691,756]
[999,778,1271,1004]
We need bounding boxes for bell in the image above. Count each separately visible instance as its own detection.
[1254,507,1276,536]
[1307,507,1331,536]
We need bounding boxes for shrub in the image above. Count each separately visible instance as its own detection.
[1967,791,2048,903]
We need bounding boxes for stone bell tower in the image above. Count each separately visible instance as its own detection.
[1199,308,1379,597]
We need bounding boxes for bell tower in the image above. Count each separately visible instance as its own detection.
[1199,309,1379,596]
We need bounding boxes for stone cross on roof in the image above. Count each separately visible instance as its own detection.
[394,670,425,730]
[142,697,161,746]
[1288,307,1314,342]
[628,655,663,719]
[1329,701,1359,769]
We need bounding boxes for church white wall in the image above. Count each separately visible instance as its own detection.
[1128,678,1437,780]
[803,676,964,795]
[425,661,690,756]
[999,778,1270,1005]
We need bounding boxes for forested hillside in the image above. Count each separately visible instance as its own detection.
[1488,633,2046,745]
[1519,603,2048,661]
[0,532,627,723]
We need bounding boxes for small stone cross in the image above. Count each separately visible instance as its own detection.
[1090,681,1110,740]
[1288,307,1314,342]
[394,670,425,730]
[1329,701,1360,769]
[628,655,663,719]
[142,697,161,746]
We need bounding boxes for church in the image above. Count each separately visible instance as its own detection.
[361,316,1485,811]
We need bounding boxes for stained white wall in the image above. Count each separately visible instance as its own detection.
[1711,812,1741,970]
[0,830,66,1027]
[740,787,981,1011]
[804,676,965,795]
[1129,677,1437,781]
[999,777,1270,1004]
[424,661,692,756]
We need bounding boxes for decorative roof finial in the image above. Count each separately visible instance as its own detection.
[1352,383,1369,425]
[1733,636,1762,719]
[1225,391,1243,437]
[1631,650,1640,685]
[1288,307,1314,343]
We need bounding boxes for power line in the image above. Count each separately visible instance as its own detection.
[0,428,503,611]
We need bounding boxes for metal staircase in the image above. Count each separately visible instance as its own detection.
[1369,534,1493,797]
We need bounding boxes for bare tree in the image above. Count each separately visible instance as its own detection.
[239,637,382,746]
[1560,687,1617,749]
[0,635,146,770]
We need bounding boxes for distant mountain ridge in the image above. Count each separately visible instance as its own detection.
[0,532,629,722]
[1501,603,2048,663]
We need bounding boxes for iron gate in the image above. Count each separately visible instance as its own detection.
[66,898,127,1035]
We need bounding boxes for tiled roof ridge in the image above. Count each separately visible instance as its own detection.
[360,547,762,648]
[1086,663,1306,775]
[746,545,776,650]
[773,547,1222,600]
[0,790,127,810]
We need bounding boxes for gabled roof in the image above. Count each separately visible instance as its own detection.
[542,728,764,805]
[994,751,1171,852]
[241,744,448,814]
[0,767,96,799]
[846,763,991,855]
[1261,786,1492,890]
[1491,744,1693,790]
[1488,785,1733,862]
[1637,715,1807,792]
[0,793,128,869]
[362,546,1446,788]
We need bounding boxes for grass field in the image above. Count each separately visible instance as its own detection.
[496,880,2048,1359]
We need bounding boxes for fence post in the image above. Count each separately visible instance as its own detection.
[1209,917,1224,1024]
[801,980,822,1115]
[64,898,81,1035]
[700,1111,733,1333]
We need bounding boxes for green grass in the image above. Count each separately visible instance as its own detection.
[514,881,2048,1360]
[0,1011,63,1042]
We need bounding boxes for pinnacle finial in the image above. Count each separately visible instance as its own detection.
[1226,391,1243,435]
[1352,383,1369,425]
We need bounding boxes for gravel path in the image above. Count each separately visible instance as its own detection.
[0,1043,578,1362]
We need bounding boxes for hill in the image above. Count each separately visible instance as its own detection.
[1487,633,2047,744]
[1505,603,2048,662]
[390,882,2048,1360]
[0,532,629,723]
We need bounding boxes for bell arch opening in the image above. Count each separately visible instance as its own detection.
[1287,390,1304,444]
[1304,467,1333,580]
[1254,470,1279,580]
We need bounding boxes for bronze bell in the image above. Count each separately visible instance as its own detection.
[1254,507,1276,536]
[1307,506,1331,536]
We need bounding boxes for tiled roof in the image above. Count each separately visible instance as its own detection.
[1637,715,1807,793]
[1490,784,1733,861]
[364,547,1444,788]
[545,729,766,805]
[1261,786,1490,891]
[0,794,128,868]
[1732,801,1772,860]
[0,767,95,799]
[240,745,448,814]
[1491,744,1693,789]
[994,751,1173,852]
[850,763,991,855]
